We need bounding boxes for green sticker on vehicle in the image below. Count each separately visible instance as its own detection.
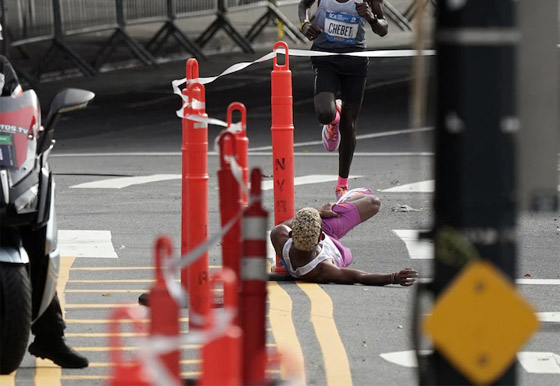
[0,135,12,145]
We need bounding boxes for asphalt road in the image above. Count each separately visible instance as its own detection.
[2,49,559,386]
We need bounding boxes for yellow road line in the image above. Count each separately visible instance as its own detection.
[34,361,61,386]
[65,303,140,309]
[66,280,224,287]
[58,370,283,381]
[297,283,352,386]
[0,372,15,386]
[70,265,222,271]
[73,345,201,352]
[72,343,278,352]
[69,279,156,283]
[58,257,75,316]
[84,359,201,367]
[65,331,188,337]
[267,281,307,386]
[65,289,146,293]
[61,375,111,380]
[65,288,222,293]
[65,318,189,323]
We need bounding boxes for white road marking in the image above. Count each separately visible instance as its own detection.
[70,174,181,189]
[381,180,434,192]
[516,279,560,285]
[249,127,434,151]
[392,229,433,259]
[417,277,560,286]
[380,350,431,368]
[58,230,118,258]
[396,231,560,284]
[537,312,560,323]
[261,174,362,191]
[381,350,560,374]
[70,173,362,190]
[378,180,560,193]
[517,352,560,374]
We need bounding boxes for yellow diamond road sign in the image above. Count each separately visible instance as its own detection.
[423,260,539,385]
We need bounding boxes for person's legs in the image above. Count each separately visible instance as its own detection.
[336,57,368,196]
[21,225,89,368]
[312,59,343,155]
[322,193,380,237]
[337,101,360,179]
[312,59,339,125]
[344,193,381,223]
[314,92,338,125]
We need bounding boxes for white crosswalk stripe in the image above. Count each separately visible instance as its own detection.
[58,230,118,258]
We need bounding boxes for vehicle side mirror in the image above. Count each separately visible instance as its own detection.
[37,88,95,154]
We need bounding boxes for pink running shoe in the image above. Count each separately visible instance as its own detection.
[335,185,348,201]
[336,187,374,204]
[322,99,342,152]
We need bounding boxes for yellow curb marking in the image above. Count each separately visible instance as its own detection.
[70,265,222,271]
[267,281,307,386]
[0,372,15,386]
[297,282,353,386]
[65,318,188,324]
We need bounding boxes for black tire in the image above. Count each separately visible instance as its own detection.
[0,262,32,374]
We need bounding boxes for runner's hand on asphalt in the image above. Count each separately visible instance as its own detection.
[302,23,322,41]
[318,203,340,219]
[396,268,419,287]
[355,1,376,23]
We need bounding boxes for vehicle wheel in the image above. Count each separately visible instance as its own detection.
[0,262,32,374]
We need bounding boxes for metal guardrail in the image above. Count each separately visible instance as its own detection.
[2,0,54,45]
[228,0,306,44]
[0,0,429,83]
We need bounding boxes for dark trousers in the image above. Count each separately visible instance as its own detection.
[20,226,65,338]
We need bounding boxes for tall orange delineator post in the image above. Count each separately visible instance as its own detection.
[108,307,152,386]
[217,130,243,325]
[181,58,199,291]
[239,168,269,385]
[271,41,295,273]
[228,102,249,206]
[149,236,181,384]
[200,268,242,386]
[185,81,211,329]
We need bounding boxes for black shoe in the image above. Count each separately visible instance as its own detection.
[138,292,149,306]
[28,337,89,368]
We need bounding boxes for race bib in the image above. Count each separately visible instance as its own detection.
[324,12,360,45]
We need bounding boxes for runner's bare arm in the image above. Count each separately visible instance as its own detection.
[299,0,316,23]
[299,0,322,39]
[314,263,418,286]
[270,223,292,258]
[357,0,388,37]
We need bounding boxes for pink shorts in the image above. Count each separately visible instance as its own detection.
[321,202,361,267]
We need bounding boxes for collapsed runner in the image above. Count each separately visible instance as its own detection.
[270,188,418,285]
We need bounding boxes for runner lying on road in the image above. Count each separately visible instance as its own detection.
[270,188,418,285]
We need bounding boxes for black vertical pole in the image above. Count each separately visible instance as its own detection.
[0,0,7,54]
[431,1,518,384]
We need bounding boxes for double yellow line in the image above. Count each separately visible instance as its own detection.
[1,262,354,386]
[268,281,353,386]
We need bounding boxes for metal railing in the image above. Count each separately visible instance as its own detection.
[0,0,431,83]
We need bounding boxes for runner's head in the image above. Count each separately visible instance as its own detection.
[292,208,322,251]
